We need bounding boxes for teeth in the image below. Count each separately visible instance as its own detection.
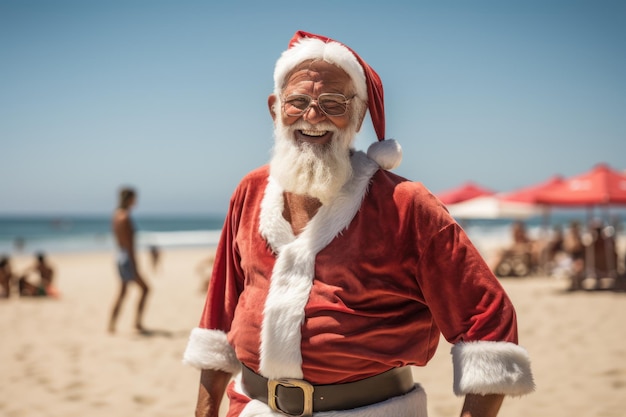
[301,130,327,137]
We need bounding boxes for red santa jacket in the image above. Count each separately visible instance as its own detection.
[184,151,534,401]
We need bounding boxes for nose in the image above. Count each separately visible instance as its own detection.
[302,102,327,124]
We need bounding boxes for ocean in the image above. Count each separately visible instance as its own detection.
[0,215,225,255]
[1,210,623,257]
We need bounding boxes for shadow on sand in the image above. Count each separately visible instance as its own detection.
[134,328,190,338]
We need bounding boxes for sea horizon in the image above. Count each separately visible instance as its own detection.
[2,208,625,258]
[0,213,226,256]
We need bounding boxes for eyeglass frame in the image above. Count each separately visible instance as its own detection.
[281,93,356,118]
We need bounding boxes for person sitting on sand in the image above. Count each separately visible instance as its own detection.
[539,225,566,276]
[563,220,585,263]
[0,255,15,298]
[491,220,537,277]
[20,252,60,298]
[588,220,619,282]
[562,220,587,290]
[18,275,45,297]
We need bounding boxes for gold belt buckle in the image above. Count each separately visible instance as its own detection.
[267,378,315,417]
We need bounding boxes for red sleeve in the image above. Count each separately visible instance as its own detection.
[417,221,518,345]
[391,181,518,345]
[198,188,245,332]
[397,182,533,396]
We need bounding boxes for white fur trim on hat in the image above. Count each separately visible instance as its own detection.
[274,37,367,100]
[182,327,241,375]
[367,138,402,170]
[451,341,535,396]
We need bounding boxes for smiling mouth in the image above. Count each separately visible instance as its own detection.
[294,129,333,144]
[300,129,328,137]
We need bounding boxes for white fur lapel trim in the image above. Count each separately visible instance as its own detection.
[258,151,378,379]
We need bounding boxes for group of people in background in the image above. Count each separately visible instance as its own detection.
[490,218,623,290]
[0,252,58,299]
[2,185,212,337]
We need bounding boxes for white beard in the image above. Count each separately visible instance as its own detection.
[269,119,357,205]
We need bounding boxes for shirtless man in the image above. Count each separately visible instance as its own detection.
[108,187,150,333]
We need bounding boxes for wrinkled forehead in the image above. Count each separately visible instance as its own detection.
[282,60,354,94]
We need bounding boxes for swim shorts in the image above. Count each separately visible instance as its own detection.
[117,251,136,282]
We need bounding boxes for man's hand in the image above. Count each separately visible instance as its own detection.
[195,369,231,417]
[460,393,504,417]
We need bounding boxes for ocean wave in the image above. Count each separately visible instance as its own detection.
[138,230,221,248]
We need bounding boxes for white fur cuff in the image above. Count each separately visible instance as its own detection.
[452,341,535,396]
[182,327,241,375]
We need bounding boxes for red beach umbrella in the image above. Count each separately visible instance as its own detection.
[500,175,565,204]
[436,181,495,205]
[536,163,626,206]
[535,163,626,285]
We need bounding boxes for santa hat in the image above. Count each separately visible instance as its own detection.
[273,30,402,170]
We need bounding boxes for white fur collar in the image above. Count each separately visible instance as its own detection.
[258,151,379,378]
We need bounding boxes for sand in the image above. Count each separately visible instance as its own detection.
[1,248,625,417]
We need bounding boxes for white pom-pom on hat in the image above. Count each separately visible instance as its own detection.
[367,139,402,170]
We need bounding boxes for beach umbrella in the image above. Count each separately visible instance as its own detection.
[436,181,495,205]
[535,163,626,283]
[500,175,565,204]
[535,163,626,206]
[447,195,542,220]
[500,174,565,235]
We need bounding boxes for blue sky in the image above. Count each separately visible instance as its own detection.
[1,0,625,216]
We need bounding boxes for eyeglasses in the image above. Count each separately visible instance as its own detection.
[282,93,354,117]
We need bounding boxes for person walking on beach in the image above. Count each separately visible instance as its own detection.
[108,186,149,333]
[183,31,534,417]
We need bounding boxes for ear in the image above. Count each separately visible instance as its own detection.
[354,103,367,132]
[268,95,278,121]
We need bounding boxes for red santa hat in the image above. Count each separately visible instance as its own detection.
[273,30,402,170]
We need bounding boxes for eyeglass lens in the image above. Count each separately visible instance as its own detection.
[283,94,349,117]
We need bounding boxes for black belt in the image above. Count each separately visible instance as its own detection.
[241,365,414,417]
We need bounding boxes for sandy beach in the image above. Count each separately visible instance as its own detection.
[1,248,625,417]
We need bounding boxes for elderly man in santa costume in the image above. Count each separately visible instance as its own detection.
[183,31,534,417]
